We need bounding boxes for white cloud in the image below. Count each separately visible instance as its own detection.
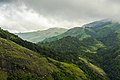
[0,3,51,32]
[0,3,58,32]
[0,2,84,33]
[0,0,120,32]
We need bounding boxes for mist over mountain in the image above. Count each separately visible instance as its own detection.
[16,28,68,43]
[43,19,113,42]
[1,0,120,32]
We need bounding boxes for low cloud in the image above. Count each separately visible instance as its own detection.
[0,0,120,32]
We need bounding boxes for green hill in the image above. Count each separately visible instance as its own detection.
[16,28,67,43]
[0,38,91,80]
[43,27,91,42]
[0,28,110,80]
[43,19,112,42]
[0,38,55,80]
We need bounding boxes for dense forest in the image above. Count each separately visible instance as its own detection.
[38,20,120,80]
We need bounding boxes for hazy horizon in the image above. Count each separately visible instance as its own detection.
[0,0,120,33]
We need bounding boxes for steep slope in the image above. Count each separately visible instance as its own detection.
[88,22,120,47]
[16,28,67,43]
[0,38,55,80]
[0,38,90,80]
[0,27,45,55]
[93,46,120,80]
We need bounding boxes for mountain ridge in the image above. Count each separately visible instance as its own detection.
[16,27,68,43]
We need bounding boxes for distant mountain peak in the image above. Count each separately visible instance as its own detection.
[44,27,67,31]
[100,19,112,22]
[16,27,68,43]
[83,19,112,28]
[48,27,67,30]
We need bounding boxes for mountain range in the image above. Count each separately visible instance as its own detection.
[38,19,120,80]
[0,19,120,80]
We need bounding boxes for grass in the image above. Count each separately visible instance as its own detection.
[0,38,92,80]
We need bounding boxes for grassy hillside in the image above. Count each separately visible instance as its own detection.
[0,38,91,80]
[16,28,67,43]
[0,27,50,56]
[0,38,54,80]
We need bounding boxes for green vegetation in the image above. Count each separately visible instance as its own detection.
[0,38,54,79]
[43,27,91,42]
[38,20,120,80]
[48,58,89,80]
[0,27,109,80]
[1,19,120,80]
[39,36,105,62]
[0,70,7,80]
[0,38,91,80]
[43,19,112,42]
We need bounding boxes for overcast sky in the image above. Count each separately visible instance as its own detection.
[0,0,120,33]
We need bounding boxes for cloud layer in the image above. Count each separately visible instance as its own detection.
[0,0,120,32]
